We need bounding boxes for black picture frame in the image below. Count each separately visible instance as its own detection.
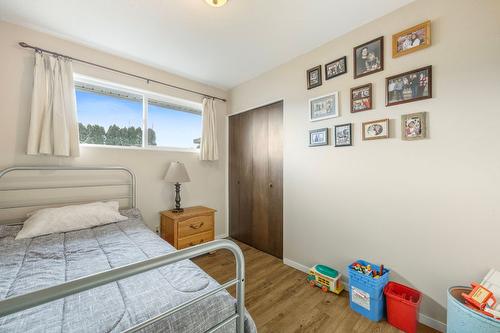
[307,65,322,90]
[385,65,432,106]
[309,128,329,147]
[353,36,384,79]
[334,123,352,147]
[325,56,347,80]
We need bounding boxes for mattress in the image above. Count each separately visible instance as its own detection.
[0,208,256,333]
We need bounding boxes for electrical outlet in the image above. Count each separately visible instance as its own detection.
[155,226,159,234]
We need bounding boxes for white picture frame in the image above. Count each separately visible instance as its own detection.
[309,92,339,122]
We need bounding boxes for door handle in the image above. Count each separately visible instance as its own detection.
[269,183,273,188]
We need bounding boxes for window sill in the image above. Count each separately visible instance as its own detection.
[80,144,200,154]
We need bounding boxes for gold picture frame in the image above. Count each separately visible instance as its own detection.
[362,119,389,141]
[392,21,431,58]
[401,112,426,141]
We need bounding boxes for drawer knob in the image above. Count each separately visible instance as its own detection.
[189,222,204,229]
[189,239,204,246]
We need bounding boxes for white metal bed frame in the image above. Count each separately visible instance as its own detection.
[0,166,246,333]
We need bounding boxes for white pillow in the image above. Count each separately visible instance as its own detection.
[16,201,128,240]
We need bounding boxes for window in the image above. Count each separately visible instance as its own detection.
[148,99,202,149]
[74,76,202,150]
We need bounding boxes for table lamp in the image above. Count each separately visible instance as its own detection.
[164,161,191,213]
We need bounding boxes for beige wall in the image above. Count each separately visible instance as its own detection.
[0,21,228,237]
[229,0,500,326]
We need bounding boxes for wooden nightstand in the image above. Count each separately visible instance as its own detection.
[160,206,216,249]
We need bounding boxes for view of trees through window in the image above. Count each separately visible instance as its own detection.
[78,123,157,146]
[75,81,201,149]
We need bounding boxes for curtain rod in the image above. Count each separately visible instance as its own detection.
[18,42,227,103]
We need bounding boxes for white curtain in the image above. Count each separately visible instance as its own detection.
[200,97,219,161]
[27,52,80,157]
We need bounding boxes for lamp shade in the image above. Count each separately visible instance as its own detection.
[164,162,191,183]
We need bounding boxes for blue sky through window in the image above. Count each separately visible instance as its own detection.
[76,90,142,128]
[148,103,201,148]
[76,89,202,148]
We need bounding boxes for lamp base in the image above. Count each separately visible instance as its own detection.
[172,182,184,213]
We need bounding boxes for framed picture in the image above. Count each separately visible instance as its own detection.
[353,36,384,79]
[309,128,329,147]
[392,20,431,58]
[386,65,432,106]
[334,123,352,147]
[307,65,322,89]
[351,83,373,113]
[325,56,347,80]
[309,92,339,122]
[402,112,426,140]
[362,119,389,140]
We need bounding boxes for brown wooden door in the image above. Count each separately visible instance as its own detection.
[229,101,283,258]
[267,103,283,258]
[228,114,241,241]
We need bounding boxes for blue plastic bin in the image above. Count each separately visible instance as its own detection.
[348,260,390,321]
[448,286,500,333]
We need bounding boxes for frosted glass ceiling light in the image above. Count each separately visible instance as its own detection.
[205,0,228,8]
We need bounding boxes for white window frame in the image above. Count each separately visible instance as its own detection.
[74,74,203,153]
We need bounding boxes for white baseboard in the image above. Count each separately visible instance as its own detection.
[283,258,309,273]
[283,257,446,333]
[418,313,446,332]
[216,233,228,239]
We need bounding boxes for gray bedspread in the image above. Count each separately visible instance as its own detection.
[0,209,256,333]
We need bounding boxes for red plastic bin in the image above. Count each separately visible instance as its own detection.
[384,282,422,333]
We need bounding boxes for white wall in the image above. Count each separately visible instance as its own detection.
[0,21,228,237]
[229,0,500,325]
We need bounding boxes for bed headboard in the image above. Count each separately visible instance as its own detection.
[0,166,136,225]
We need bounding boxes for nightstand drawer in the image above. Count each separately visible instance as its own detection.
[178,215,213,238]
[177,230,213,249]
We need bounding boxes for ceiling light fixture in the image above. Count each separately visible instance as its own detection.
[205,0,228,8]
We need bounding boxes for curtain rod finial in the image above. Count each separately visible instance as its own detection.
[19,42,29,48]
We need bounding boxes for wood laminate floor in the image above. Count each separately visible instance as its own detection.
[193,240,439,333]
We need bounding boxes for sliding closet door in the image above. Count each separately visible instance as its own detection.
[228,115,241,241]
[229,101,283,259]
[237,110,254,245]
[251,105,270,253]
[267,102,283,258]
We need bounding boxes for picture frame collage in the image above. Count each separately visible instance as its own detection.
[307,20,432,147]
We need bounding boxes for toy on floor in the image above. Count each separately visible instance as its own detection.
[307,264,343,294]
[351,261,385,279]
[462,282,500,319]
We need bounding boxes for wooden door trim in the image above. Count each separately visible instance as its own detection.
[228,99,285,117]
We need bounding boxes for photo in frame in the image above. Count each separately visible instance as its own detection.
[309,92,339,122]
[309,128,329,147]
[392,21,431,58]
[401,112,426,140]
[353,36,384,79]
[325,56,347,80]
[362,119,389,140]
[334,123,352,147]
[351,83,372,113]
[307,65,322,89]
[386,65,432,106]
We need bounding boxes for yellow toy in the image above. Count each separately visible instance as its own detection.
[307,264,343,294]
